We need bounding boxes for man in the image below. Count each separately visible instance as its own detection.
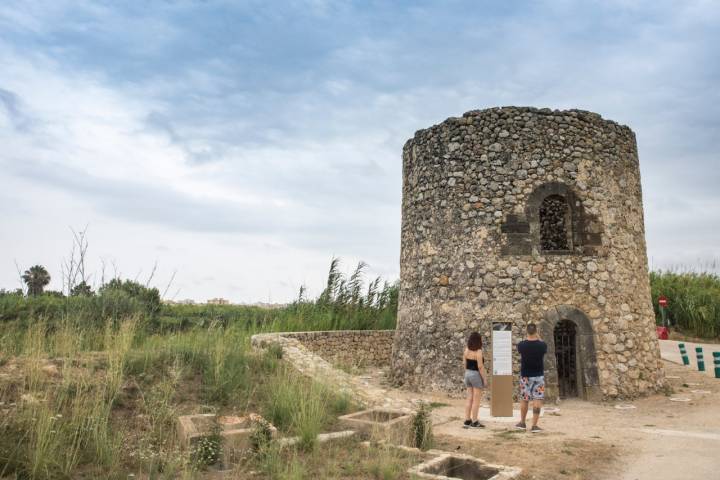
[516,323,547,432]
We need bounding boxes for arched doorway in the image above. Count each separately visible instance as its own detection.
[539,305,601,401]
[554,320,578,398]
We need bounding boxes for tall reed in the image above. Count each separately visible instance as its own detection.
[1,257,399,337]
[650,270,720,338]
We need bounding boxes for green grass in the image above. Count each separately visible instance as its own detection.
[0,316,366,479]
[0,257,400,478]
[0,321,134,479]
[11,259,720,477]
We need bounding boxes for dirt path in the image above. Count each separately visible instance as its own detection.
[616,344,720,480]
[364,357,720,479]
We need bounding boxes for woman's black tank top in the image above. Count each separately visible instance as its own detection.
[465,355,479,371]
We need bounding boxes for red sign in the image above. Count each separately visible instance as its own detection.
[658,296,668,308]
[656,326,669,340]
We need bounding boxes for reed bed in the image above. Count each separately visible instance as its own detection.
[650,269,720,339]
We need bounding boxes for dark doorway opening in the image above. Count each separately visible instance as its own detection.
[554,320,578,398]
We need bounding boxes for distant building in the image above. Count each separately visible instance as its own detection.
[244,302,288,309]
[163,298,196,305]
[207,297,230,305]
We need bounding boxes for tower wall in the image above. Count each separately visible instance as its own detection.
[391,106,664,399]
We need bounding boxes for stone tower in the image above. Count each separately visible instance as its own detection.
[391,106,664,400]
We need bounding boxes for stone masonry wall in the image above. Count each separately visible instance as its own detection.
[392,106,664,400]
[269,330,394,367]
[251,330,410,409]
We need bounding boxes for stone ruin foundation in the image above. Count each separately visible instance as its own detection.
[409,453,521,480]
[391,106,665,400]
[338,408,414,444]
[177,413,277,464]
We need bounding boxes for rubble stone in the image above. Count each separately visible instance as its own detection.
[392,106,664,400]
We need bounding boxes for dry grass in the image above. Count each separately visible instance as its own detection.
[0,318,370,479]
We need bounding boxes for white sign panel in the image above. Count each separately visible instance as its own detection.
[492,323,513,376]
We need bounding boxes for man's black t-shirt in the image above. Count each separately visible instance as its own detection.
[517,339,547,377]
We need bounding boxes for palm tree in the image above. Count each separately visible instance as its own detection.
[22,265,51,296]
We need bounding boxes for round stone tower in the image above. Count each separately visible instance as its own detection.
[391,106,664,400]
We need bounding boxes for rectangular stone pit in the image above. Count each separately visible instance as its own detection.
[409,453,521,480]
[177,413,277,462]
[338,408,413,444]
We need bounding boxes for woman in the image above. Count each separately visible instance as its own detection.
[463,331,487,428]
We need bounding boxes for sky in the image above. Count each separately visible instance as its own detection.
[1,0,718,303]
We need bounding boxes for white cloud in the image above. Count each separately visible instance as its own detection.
[0,34,400,300]
[1,0,718,300]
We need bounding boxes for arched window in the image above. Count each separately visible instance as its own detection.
[539,195,571,251]
[501,182,602,256]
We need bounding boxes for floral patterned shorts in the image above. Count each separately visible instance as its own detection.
[519,376,545,401]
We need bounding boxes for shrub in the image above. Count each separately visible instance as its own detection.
[191,423,222,467]
[0,284,158,331]
[267,342,284,360]
[327,389,353,417]
[70,281,93,297]
[249,418,274,451]
[412,402,433,451]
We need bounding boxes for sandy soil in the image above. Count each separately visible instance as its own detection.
[369,356,720,480]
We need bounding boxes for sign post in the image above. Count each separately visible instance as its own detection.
[491,322,514,417]
[658,296,668,327]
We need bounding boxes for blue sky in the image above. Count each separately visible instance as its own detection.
[1,0,718,302]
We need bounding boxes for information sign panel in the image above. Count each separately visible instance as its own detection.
[491,322,514,417]
[492,322,513,376]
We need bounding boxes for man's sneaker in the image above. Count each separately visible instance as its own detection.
[530,425,543,433]
[462,419,472,429]
[515,422,527,430]
[470,421,485,429]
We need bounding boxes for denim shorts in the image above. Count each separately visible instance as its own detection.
[464,369,484,388]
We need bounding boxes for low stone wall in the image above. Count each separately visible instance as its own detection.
[278,330,394,367]
[250,330,410,409]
